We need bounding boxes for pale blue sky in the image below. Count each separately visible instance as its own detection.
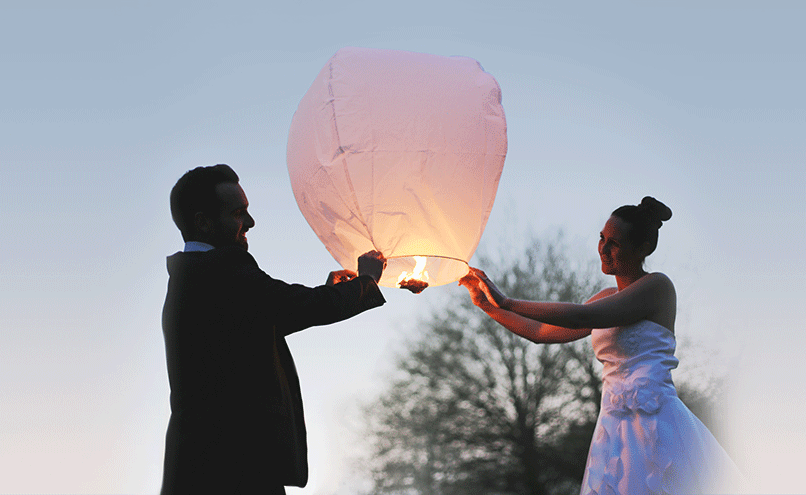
[1,2,804,494]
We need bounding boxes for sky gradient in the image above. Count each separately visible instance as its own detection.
[1,2,804,494]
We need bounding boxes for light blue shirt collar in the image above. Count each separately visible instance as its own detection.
[184,241,215,252]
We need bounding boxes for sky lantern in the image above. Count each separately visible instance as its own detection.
[287,47,507,292]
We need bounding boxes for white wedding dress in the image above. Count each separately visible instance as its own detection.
[580,320,742,495]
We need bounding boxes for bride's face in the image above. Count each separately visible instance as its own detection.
[598,216,644,276]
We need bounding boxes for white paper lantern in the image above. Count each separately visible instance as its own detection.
[287,47,507,291]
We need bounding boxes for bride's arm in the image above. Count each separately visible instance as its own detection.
[497,272,674,330]
[460,270,615,344]
[481,288,616,343]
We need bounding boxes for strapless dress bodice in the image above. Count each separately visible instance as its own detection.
[591,320,679,416]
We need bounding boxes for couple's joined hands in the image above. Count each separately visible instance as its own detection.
[327,250,387,286]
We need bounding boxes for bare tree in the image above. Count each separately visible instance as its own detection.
[362,235,605,495]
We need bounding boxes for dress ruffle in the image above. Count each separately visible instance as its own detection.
[603,377,666,416]
[583,401,676,495]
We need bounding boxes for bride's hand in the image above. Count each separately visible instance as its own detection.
[469,268,508,309]
[459,268,501,310]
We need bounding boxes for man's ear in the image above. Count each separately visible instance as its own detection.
[194,211,214,236]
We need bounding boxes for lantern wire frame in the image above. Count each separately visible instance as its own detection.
[381,254,469,289]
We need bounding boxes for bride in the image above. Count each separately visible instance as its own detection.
[460,197,741,494]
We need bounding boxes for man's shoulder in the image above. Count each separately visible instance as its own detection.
[211,245,258,263]
[167,246,259,274]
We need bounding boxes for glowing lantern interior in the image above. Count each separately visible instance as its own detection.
[286,47,507,290]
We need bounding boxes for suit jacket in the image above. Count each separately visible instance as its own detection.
[160,246,385,493]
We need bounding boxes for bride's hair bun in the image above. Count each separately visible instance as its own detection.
[611,197,673,256]
[637,196,672,229]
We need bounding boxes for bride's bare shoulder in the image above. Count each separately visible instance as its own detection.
[586,286,618,303]
[645,272,676,292]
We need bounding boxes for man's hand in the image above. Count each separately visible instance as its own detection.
[358,250,386,283]
[326,269,357,286]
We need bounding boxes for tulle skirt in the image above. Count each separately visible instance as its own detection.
[580,395,743,495]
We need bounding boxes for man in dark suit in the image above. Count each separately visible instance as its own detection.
[161,164,386,494]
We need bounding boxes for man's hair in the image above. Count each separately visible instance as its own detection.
[170,164,240,241]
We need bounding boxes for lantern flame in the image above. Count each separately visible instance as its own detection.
[397,256,430,285]
[396,256,431,293]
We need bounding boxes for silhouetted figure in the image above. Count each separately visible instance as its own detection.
[461,197,742,494]
[161,164,386,494]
